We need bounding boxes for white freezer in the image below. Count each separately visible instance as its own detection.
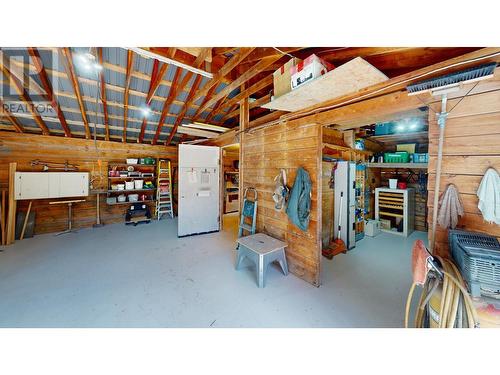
[178,145,220,237]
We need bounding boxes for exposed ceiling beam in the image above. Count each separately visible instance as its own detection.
[59,47,91,139]
[221,93,271,123]
[122,49,134,142]
[0,98,25,132]
[0,62,50,135]
[27,47,72,138]
[4,109,181,139]
[212,47,239,56]
[204,93,229,123]
[240,47,304,64]
[152,51,209,145]
[152,68,182,145]
[138,59,161,143]
[191,47,256,103]
[97,47,110,141]
[194,55,283,117]
[165,74,203,146]
[146,62,168,103]
[7,56,201,113]
[126,47,213,78]
[212,74,273,118]
[191,84,218,122]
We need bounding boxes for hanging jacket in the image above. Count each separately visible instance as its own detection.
[286,167,312,231]
[477,168,500,224]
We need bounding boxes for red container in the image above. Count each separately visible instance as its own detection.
[397,182,407,189]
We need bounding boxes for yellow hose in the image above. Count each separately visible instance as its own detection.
[404,256,479,328]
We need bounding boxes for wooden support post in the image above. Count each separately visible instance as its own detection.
[6,162,17,245]
[20,200,32,240]
[239,96,249,213]
[1,190,6,245]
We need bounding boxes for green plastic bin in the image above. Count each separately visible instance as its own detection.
[384,151,409,163]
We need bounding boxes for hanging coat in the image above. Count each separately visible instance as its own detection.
[286,167,312,231]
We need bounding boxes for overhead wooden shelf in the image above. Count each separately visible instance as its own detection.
[323,142,373,156]
[366,131,428,145]
[366,162,428,169]
[262,57,388,112]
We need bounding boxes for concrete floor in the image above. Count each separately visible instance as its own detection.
[0,213,427,327]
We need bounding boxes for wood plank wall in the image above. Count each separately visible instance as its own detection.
[427,70,500,257]
[241,119,322,286]
[0,132,177,235]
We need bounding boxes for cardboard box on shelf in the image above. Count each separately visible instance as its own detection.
[380,218,391,230]
[273,57,302,98]
[290,54,334,90]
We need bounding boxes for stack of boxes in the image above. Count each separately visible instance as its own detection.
[272,54,334,99]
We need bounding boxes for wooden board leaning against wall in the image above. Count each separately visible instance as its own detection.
[0,132,177,235]
[426,68,500,257]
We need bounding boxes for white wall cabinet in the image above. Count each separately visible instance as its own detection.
[14,172,89,200]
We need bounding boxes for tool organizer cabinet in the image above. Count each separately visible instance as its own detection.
[375,187,414,237]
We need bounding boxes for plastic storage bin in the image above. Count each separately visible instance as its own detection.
[375,122,393,135]
[384,151,409,163]
[366,220,381,237]
[413,153,429,163]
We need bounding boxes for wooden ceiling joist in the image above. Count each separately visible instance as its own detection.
[0,63,50,135]
[0,98,25,133]
[204,93,229,123]
[146,62,168,104]
[152,68,182,145]
[194,55,283,119]
[165,74,203,146]
[191,47,256,103]
[98,47,110,141]
[122,49,134,142]
[152,50,210,145]
[59,47,91,139]
[27,47,72,138]
[191,84,218,122]
[221,93,271,123]
[138,59,160,143]
[213,74,273,119]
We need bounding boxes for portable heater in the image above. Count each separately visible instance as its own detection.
[449,229,500,298]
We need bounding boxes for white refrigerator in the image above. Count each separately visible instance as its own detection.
[333,161,356,250]
[178,144,220,237]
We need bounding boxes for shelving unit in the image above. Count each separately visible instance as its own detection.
[375,187,415,237]
[355,164,366,241]
[366,162,428,169]
[107,161,157,205]
[224,170,239,214]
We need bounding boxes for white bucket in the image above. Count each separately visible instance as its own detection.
[125,181,135,190]
[134,179,144,189]
[389,179,398,189]
[128,194,139,202]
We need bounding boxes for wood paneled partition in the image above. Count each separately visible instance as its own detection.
[0,132,177,235]
[240,119,322,286]
[427,69,500,257]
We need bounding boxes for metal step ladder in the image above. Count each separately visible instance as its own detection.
[238,187,258,239]
[156,159,174,220]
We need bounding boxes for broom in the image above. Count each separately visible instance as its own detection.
[323,191,347,259]
[407,62,497,252]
